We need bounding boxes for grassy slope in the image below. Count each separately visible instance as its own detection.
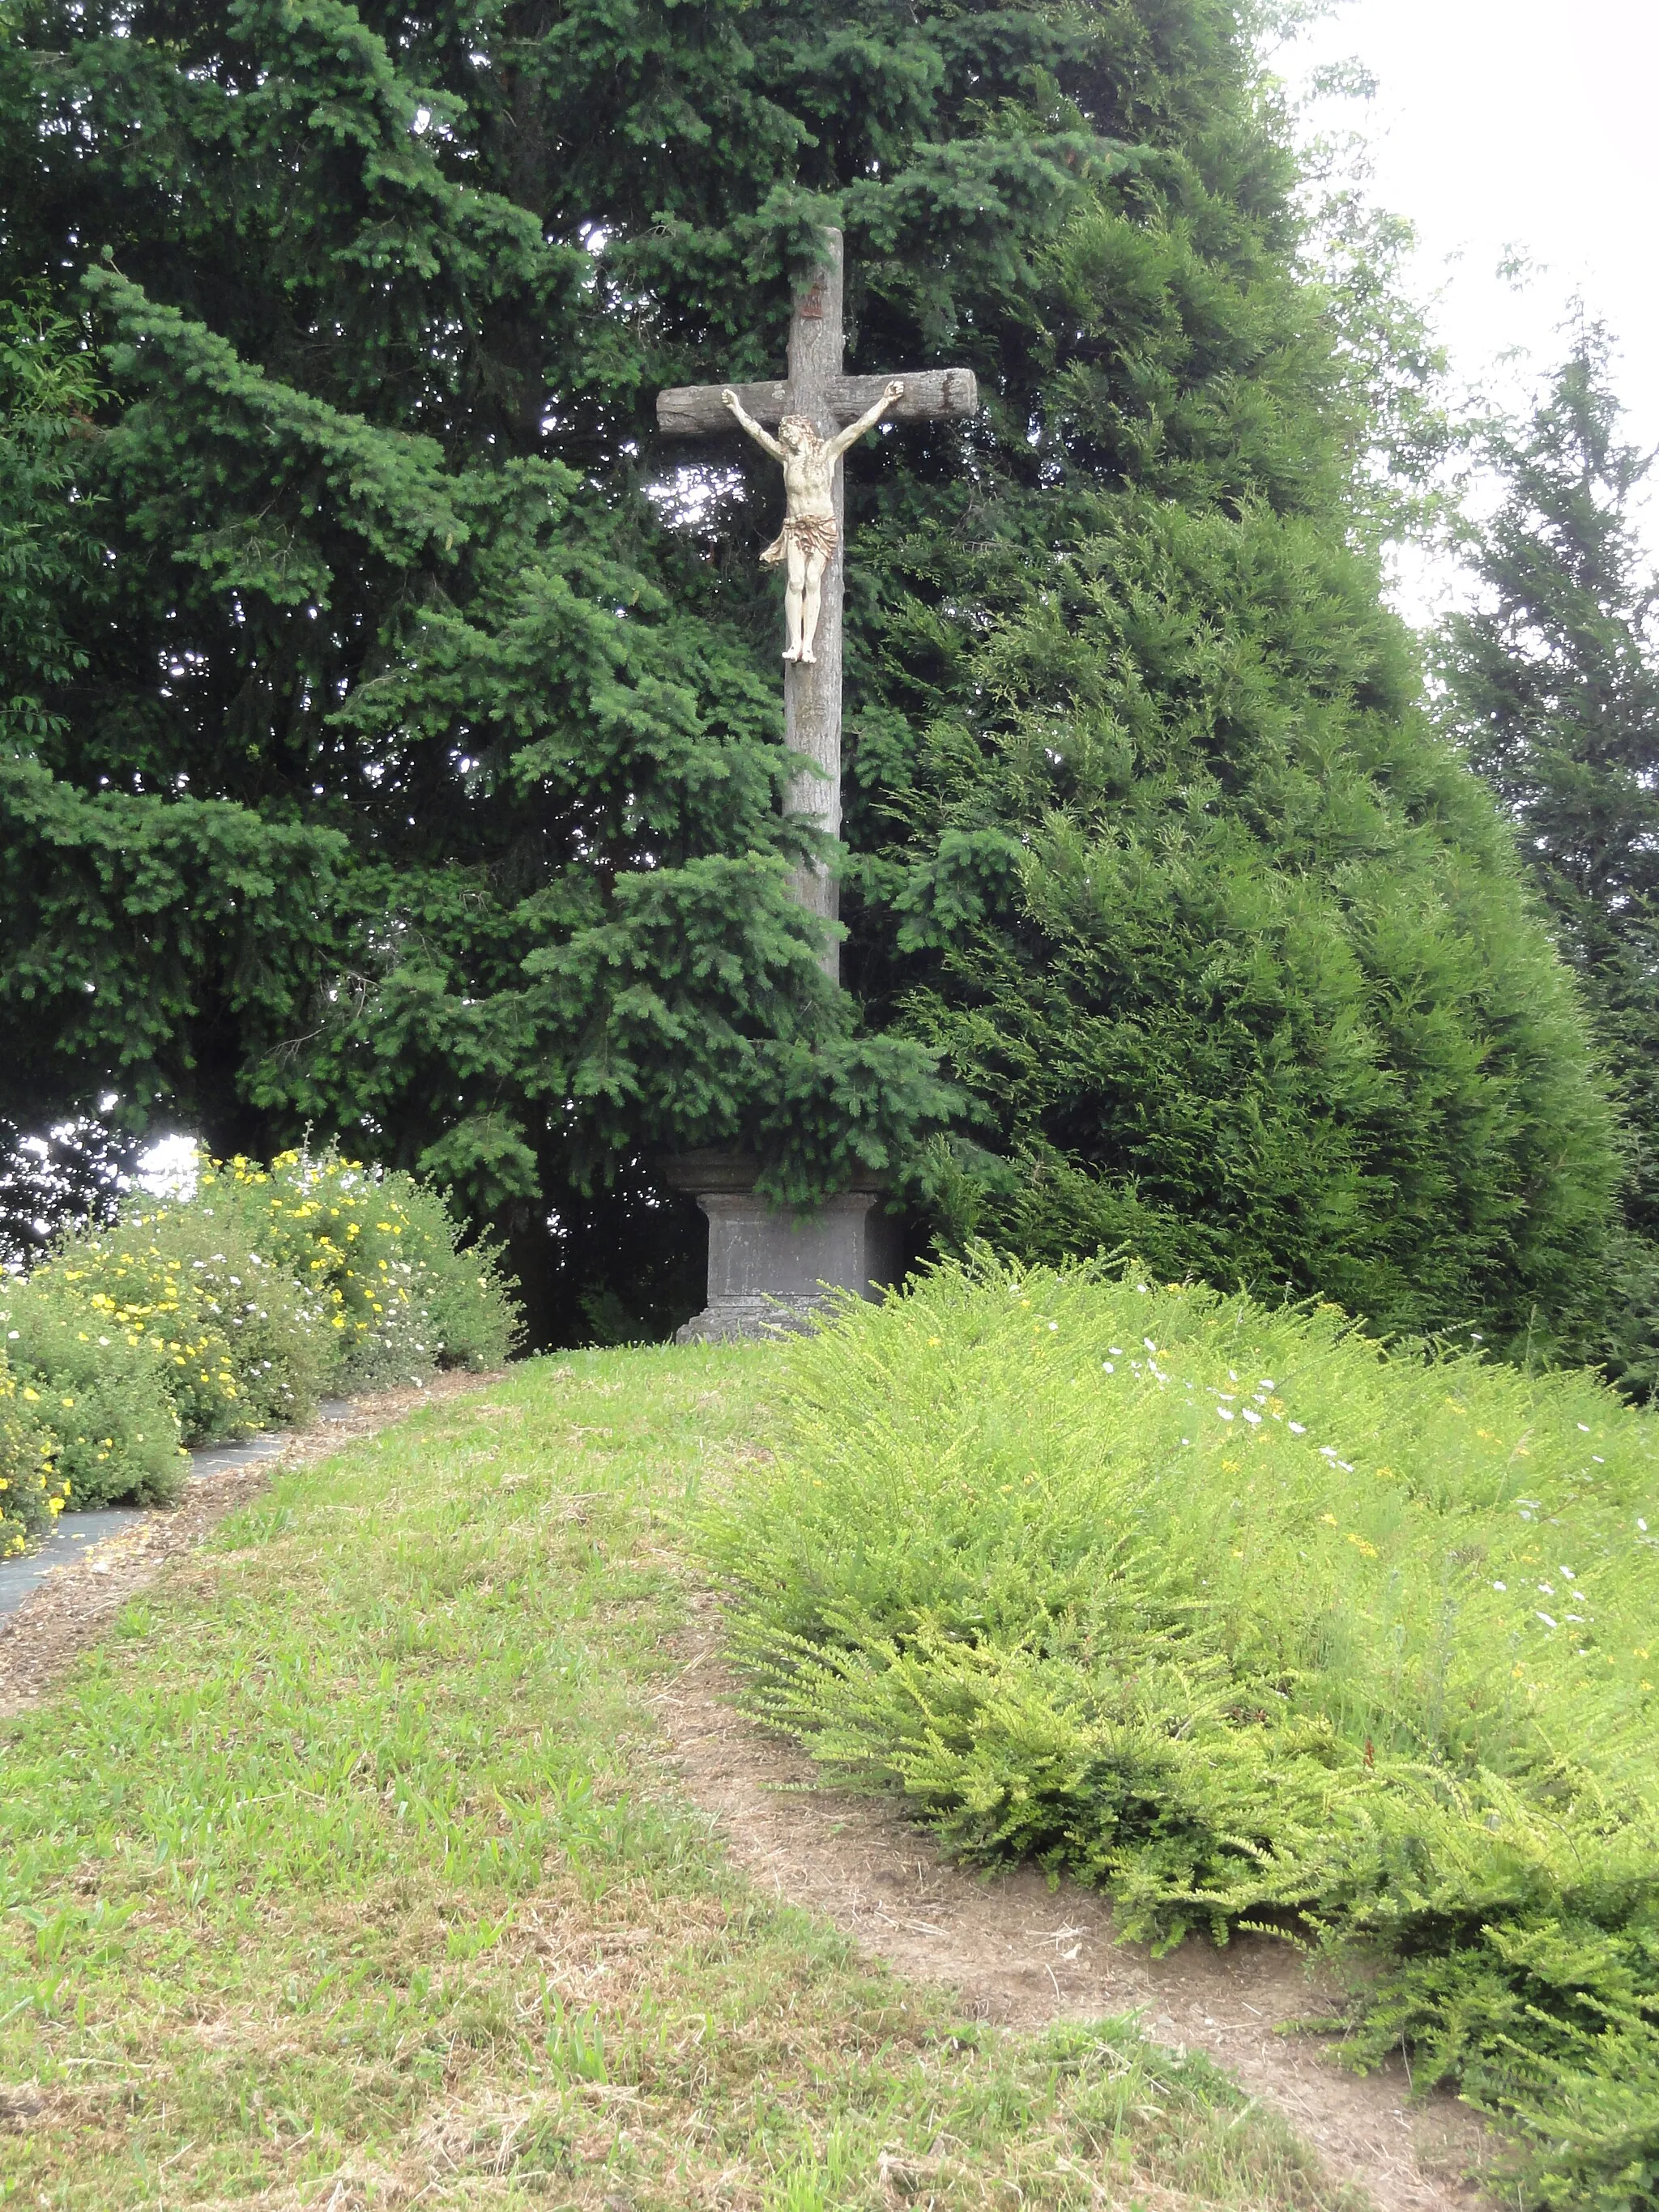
[0,1349,1354,2212]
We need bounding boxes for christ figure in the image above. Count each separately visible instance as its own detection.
[721,379,905,662]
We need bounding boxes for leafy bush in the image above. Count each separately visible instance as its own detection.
[705,1259,1659,2210]
[0,1357,65,1556]
[0,1146,518,1526]
[199,1149,522,1384]
[0,1288,185,1510]
[27,1209,324,1443]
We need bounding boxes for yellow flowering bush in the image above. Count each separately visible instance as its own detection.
[203,1148,520,1386]
[29,1205,326,1444]
[0,1292,185,1511]
[2,1145,518,1534]
[0,1357,64,1558]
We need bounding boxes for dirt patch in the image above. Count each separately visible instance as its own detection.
[656,1588,1501,2212]
[0,1370,498,1720]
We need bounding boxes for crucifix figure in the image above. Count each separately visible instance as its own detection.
[658,229,977,986]
[721,379,906,664]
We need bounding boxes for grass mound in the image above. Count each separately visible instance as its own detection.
[0,1351,1358,2212]
[703,1259,1659,2210]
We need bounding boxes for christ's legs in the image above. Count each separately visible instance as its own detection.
[800,547,829,663]
[783,542,807,660]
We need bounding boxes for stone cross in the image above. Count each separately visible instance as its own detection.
[658,230,977,985]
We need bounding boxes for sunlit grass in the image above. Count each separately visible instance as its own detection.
[0,1345,1355,2210]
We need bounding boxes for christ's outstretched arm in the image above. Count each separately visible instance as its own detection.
[826,379,904,462]
[721,388,785,460]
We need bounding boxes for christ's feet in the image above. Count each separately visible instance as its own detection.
[800,648,816,663]
[782,646,801,661]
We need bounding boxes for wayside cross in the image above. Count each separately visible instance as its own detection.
[658,230,977,984]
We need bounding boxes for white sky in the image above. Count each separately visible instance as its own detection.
[1284,0,1659,598]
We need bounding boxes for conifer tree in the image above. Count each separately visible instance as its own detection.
[1438,325,1659,1385]
[0,0,1621,1348]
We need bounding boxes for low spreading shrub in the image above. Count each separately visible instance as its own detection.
[704,1259,1659,2211]
[0,1145,520,1530]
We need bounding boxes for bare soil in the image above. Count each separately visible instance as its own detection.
[655,1587,1503,2212]
[0,1370,497,1721]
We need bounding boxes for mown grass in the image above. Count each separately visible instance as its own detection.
[704,1261,1659,2212]
[0,1348,1358,2210]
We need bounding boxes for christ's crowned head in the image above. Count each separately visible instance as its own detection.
[777,414,823,457]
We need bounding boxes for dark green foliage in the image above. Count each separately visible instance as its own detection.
[0,1117,137,1268]
[707,1260,1659,2210]
[0,0,1619,1346]
[1437,326,1659,1391]
[862,494,1614,1353]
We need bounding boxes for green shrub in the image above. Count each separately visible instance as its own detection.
[199,1149,521,1387]
[0,1355,65,1555]
[0,1285,186,1508]
[30,1207,326,1443]
[1,1147,518,1534]
[705,1259,1659,2210]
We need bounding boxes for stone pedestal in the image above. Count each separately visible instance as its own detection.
[662,1152,901,1342]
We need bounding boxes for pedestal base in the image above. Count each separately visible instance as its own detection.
[662,1153,900,1343]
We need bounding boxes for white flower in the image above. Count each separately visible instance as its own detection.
[1536,1612,1558,1629]
[1228,1369,1239,1383]
[1593,1456,1605,1464]
[1289,1421,1307,1434]
[1492,1580,1507,1591]
[1047,1321,1059,1332]
[1639,1519,1649,1533]
[1242,1409,1261,1426]
[1143,1336,1157,1352]
[1577,1424,1590,1434]
[1217,1407,1235,1421]
[1102,1362,1115,1374]
[1109,1346,1123,1357]
[1538,1583,1555,1595]
[1559,1566,1575,1579]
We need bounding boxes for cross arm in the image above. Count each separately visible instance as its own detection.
[657,368,978,438]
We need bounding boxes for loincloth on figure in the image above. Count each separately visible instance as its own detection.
[760,512,838,565]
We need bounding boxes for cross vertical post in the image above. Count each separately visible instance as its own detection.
[781,232,846,963]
